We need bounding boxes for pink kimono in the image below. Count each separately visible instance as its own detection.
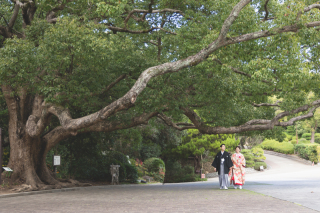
[229,153,246,185]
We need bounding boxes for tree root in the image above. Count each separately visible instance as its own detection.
[10,179,92,193]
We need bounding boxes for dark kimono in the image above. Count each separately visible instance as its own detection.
[212,151,233,174]
[212,151,233,188]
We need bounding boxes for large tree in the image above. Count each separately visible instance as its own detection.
[1,0,320,190]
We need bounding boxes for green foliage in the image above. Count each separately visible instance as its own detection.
[124,163,138,183]
[241,150,255,168]
[254,162,267,171]
[302,133,311,140]
[295,144,319,164]
[173,130,239,159]
[298,138,308,144]
[286,126,296,136]
[251,147,266,161]
[140,144,161,161]
[143,158,165,173]
[241,148,266,169]
[164,161,197,183]
[261,139,294,154]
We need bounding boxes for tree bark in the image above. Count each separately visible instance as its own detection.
[311,129,315,143]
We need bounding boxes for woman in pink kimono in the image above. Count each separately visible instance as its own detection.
[229,146,245,189]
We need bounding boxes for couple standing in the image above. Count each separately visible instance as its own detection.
[212,144,245,189]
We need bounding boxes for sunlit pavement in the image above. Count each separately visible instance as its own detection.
[0,153,319,213]
[244,154,320,211]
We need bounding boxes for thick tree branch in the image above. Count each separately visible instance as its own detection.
[42,111,159,152]
[8,4,20,29]
[304,4,320,12]
[46,0,73,23]
[262,0,271,21]
[31,1,320,135]
[180,100,320,134]
[158,113,196,131]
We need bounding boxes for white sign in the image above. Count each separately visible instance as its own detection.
[3,167,13,172]
[53,155,61,166]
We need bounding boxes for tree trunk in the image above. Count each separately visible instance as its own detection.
[194,156,201,174]
[311,129,315,143]
[296,126,298,144]
[2,86,61,190]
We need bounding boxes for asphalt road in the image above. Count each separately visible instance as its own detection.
[0,153,319,213]
[245,153,320,211]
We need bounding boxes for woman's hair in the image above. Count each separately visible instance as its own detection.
[235,146,241,150]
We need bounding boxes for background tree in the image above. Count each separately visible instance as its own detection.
[172,129,239,172]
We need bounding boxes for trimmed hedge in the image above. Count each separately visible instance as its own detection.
[261,139,294,154]
[241,148,266,169]
[294,144,319,164]
[241,149,255,168]
[301,133,320,143]
[301,133,311,140]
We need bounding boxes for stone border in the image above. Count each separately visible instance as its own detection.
[263,150,318,166]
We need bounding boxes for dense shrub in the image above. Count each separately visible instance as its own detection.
[295,144,319,164]
[261,139,294,154]
[300,133,320,143]
[298,138,308,144]
[241,149,255,168]
[254,162,267,170]
[301,133,311,140]
[315,133,320,144]
[144,158,165,173]
[164,161,198,183]
[251,147,266,161]
[125,163,139,183]
[143,158,165,182]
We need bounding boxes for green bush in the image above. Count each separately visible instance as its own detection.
[125,163,139,183]
[294,144,319,163]
[261,139,294,154]
[241,149,255,168]
[302,133,311,140]
[290,140,297,145]
[164,161,197,183]
[251,147,266,161]
[314,133,320,144]
[298,138,308,144]
[254,162,267,170]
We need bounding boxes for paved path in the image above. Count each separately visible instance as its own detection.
[1,153,319,212]
[245,154,320,211]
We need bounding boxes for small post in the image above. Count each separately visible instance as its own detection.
[0,128,2,185]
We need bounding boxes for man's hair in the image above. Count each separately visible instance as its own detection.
[235,146,241,150]
[220,144,225,148]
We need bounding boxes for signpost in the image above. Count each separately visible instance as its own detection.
[53,155,61,176]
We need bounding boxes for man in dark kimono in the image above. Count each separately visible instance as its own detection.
[212,144,233,189]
